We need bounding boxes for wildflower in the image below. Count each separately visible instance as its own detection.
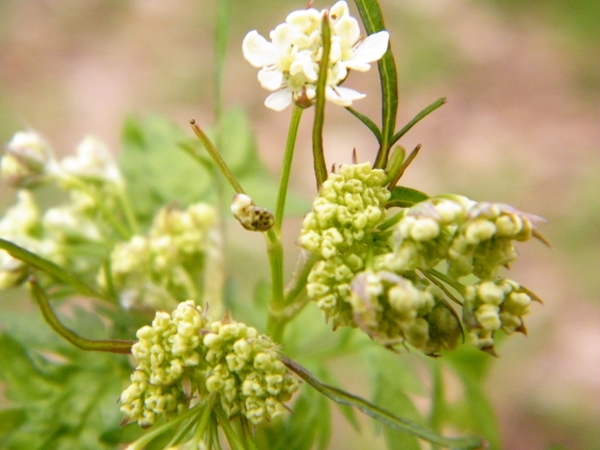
[120,301,299,428]
[1,130,55,186]
[242,1,389,111]
[101,203,216,310]
[57,136,122,187]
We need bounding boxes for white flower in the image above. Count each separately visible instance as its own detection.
[242,1,389,111]
[58,136,122,185]
[1,130,56,185]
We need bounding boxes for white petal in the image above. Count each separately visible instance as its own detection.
[242,31,278,67]
[334,16,360,46]
[287,9,320,32]
[325,86,365,106]
[349,31,389,70]
[329,1,350,21]
[258,68,284,91]
[270,23,296,52]
[265,89,293,111]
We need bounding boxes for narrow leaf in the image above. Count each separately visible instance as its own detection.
[353,0,399,169]
[345,106,382,143]
[390,97,447,147]
[283,356,485,449]
[386,186,429,208]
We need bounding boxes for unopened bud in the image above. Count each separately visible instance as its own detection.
[231,193,274,232]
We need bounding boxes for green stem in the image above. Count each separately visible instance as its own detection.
[284,251,318,306]
[189,119,245,194]
[430,361,445,439]
[275,105,303,233]
[0,238,107,300]
[126,404,205,450]
[241,417,259,450]
[116,186,140,235]
[29,277,134,354]
[265,228,285,342]
[214,404,247,450]
[311,10,331,189]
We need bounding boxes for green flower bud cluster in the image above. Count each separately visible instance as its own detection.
[300,165,542,354]
[120,300,299,428]
[464,279,533,352]
[299,162,390,259]
[349,271,461,354]
[299,163,390,328]
[101,203,216,310]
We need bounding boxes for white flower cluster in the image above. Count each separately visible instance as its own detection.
[120,301,300,428]
[0,131,126,289]
[101,203,216,310]
[243,1,389,111]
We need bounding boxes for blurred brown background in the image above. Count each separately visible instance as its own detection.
[0,1,598,449]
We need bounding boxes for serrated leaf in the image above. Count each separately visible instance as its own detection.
[0,409,26,437]
[387,186,429,208]
[120,114,213,224]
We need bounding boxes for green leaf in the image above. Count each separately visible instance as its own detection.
[0,330,130,450]
[345,106,382,143]
[284,356,485,449]
[353,0,399,169]
[0,409,26,438]
[390,97,447,148]
[120,114,213,224]
[387,186,429,208]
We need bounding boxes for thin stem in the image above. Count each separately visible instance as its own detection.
[284,251,318,306]
[116,186,140,235]
[275,105,303,233]
[29,277,134,354]
[265,228,285,342]
[189,119,245,194]
[0,238,107,300]
[214,404,247,450]
[311,10,331,189]
[126,404,205,450]
[241,417,259,450]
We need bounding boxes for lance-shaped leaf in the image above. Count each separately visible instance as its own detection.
[283,356,486,449]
